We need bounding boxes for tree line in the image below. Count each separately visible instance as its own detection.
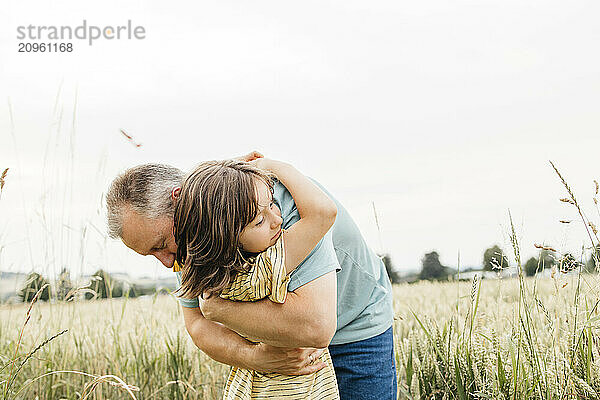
[382,244,600,283]
[17,244,600,301]
[18,269,165,303]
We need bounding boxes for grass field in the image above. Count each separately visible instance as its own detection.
[2,271,600,399]
[2,160,599,399]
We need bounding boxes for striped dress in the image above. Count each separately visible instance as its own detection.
[219,233,339,400]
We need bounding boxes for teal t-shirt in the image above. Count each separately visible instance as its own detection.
[176,180,394,345]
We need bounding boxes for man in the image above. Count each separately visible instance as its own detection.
[106,153,396,399]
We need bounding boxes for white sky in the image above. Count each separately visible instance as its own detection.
[1,0,600,280]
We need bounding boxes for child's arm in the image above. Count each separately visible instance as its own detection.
[251,159,337,274]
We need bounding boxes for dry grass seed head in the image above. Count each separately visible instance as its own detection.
[0,167,8,193]
[534,243,557,252]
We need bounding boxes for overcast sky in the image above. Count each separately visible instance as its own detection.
[1,0,600,280]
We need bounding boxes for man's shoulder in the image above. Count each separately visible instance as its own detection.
[288,229,340,291]
[273,180,299,229]
[273,178,341,291]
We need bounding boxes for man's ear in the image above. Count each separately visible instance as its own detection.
[171,187,181,201]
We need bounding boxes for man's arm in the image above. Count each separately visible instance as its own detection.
[181,306,327,375]
[200,270,337,348]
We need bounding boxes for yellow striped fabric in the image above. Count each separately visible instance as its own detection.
[219,233,339,400]
[172,261,182,272]
[220,233,288,304]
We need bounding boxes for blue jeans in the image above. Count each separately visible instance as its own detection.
[328,326,397,400]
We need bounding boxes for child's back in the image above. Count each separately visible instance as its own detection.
[220,234,339,400]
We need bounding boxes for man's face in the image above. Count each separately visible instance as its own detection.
[120,207,177,268]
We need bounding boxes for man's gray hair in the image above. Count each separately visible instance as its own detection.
[106,164,185,239]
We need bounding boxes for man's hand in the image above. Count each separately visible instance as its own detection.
[249,344,327,376]
[234,151,264,162]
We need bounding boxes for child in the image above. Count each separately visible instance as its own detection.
[173,158,340,400]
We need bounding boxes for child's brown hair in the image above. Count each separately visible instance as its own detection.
[174,160,274,299]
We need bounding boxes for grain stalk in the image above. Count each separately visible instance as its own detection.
[2,284,48,399]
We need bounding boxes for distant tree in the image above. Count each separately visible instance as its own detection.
[85,270,124,299]
[524,257,539,277]
[19,272,50,302]
[539,249,556,269]
[379,253,401,284]
[420,251,447,280]
[483,245,509,271]
[585,245,600,273]
[127,284,156,298]
[56,267,74,301]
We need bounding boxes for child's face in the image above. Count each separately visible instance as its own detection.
[239,180,283,253]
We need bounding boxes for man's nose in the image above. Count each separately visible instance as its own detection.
[154,251,175,268]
